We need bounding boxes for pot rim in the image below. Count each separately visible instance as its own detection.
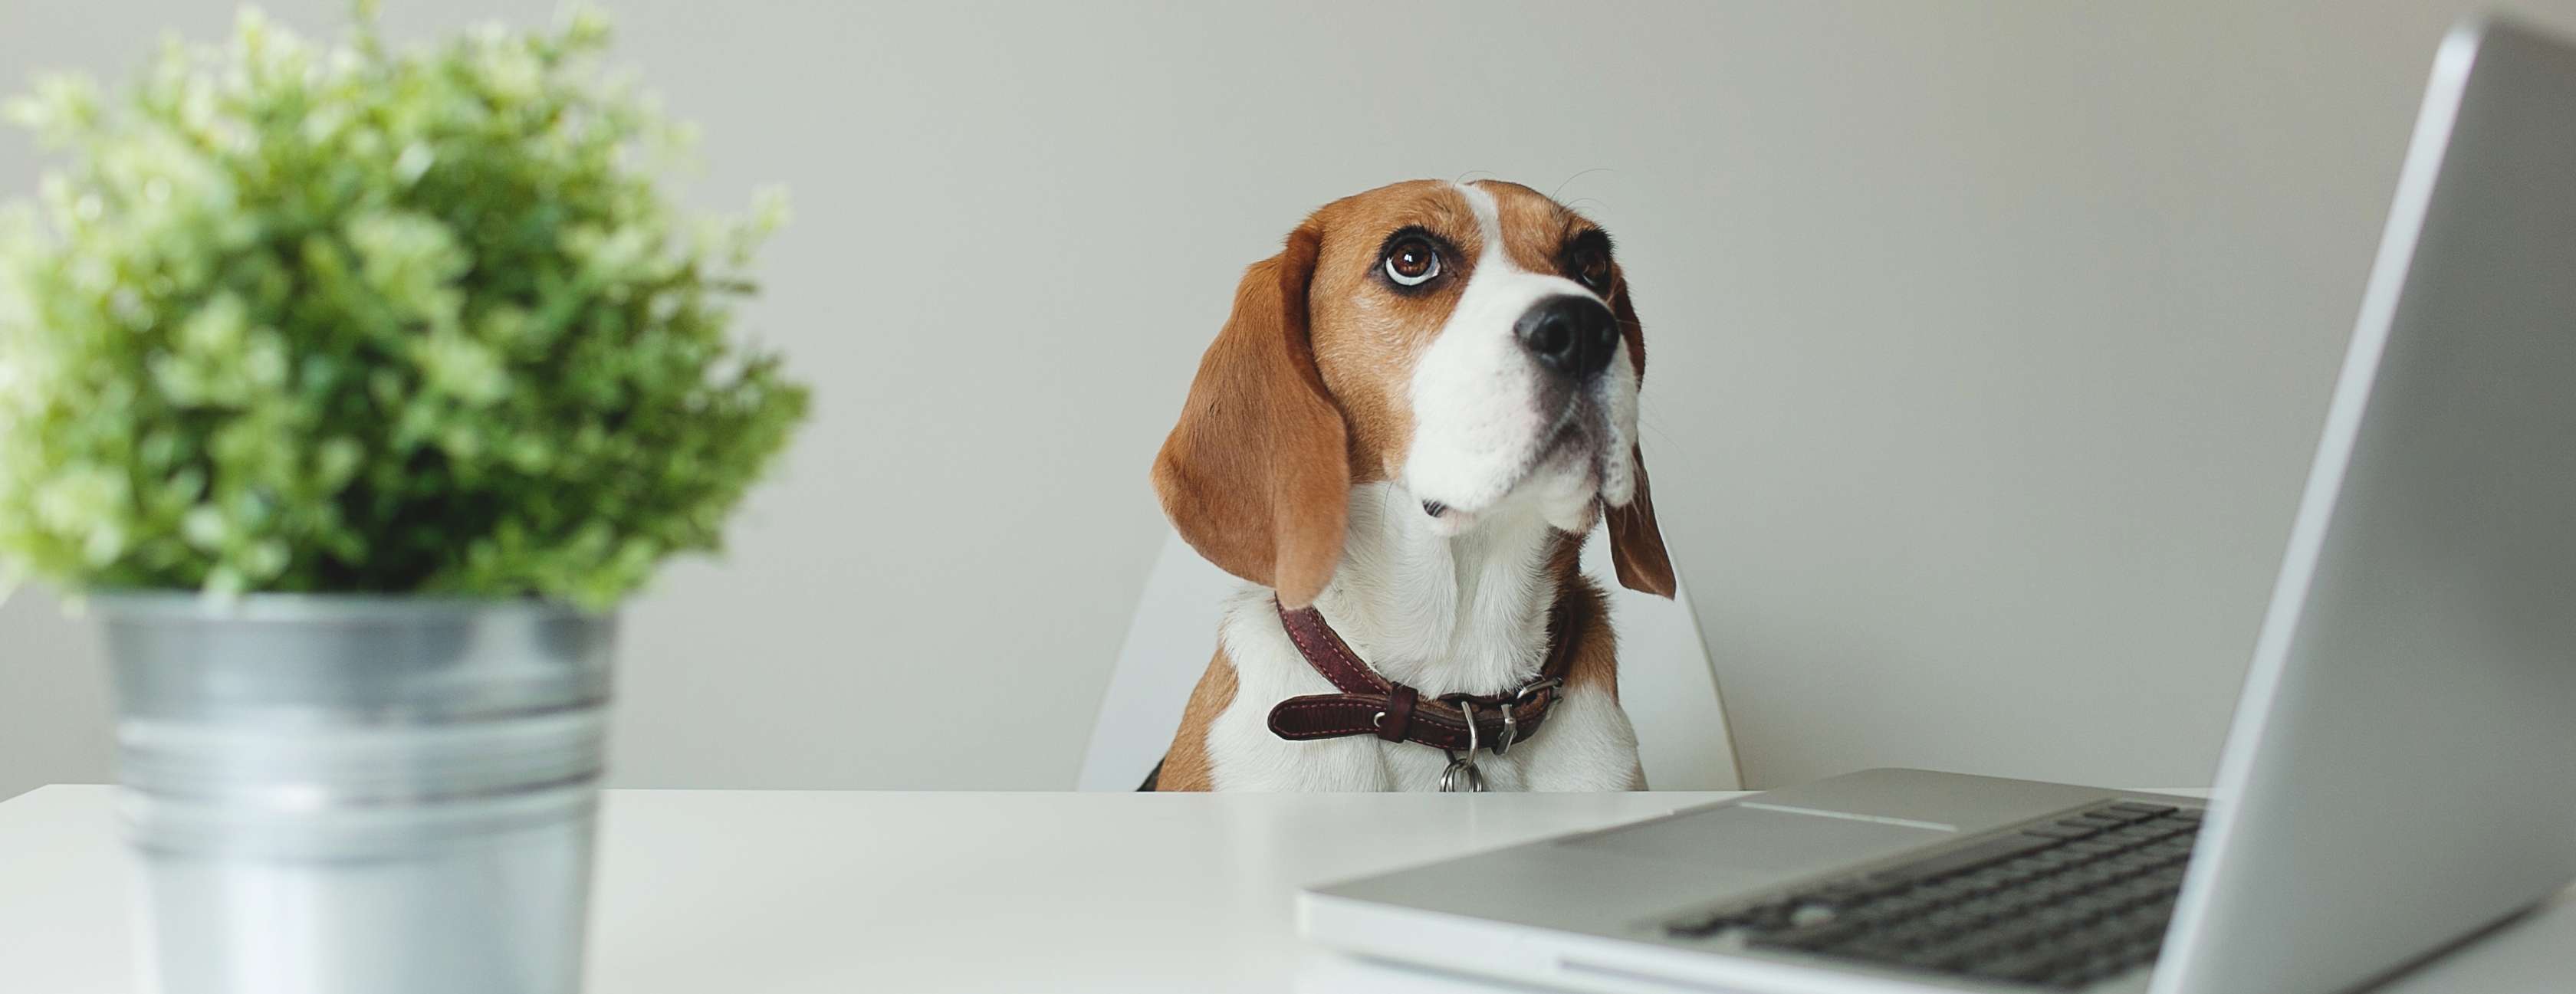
[88,590,610,623]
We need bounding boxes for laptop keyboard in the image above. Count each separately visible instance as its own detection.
[1663,802,2203,990]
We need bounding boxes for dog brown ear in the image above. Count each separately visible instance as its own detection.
[1605,275,1677,599]
[1152,225,1349,609]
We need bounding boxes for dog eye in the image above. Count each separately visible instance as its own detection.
[1383,238,1441,287]
[1574,252,1613,292]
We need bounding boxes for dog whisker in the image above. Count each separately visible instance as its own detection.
[1550,167,1615,203]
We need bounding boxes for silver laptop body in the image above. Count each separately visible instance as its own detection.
[1301,17,2576,994]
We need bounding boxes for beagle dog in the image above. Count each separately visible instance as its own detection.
[1146,179,1675,792]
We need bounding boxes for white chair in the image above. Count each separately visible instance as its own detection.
[1078,530,1743,790]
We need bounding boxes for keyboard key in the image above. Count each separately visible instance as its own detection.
[1871,833,2058,885]
[1752,919,1864,951]
[2023,823,2098,841]
[1803,881,1888,909]
[2108,802,2178,817]
[1853,894,1931,920]
[1741,904,1797,931]
[1664,912,1736,937]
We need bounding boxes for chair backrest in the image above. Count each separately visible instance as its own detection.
[1077,530,1743,790]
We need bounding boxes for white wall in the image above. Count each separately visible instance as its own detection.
[7,0,2574,801]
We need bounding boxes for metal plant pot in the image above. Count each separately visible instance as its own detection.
[97,594,616,994]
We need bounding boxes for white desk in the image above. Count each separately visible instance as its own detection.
[0,786,2567,992]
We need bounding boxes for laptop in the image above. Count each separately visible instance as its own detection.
[1300,16,2576,994]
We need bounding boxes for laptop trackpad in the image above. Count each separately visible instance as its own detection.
[1565,804,1951,880]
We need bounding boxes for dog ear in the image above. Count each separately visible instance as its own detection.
[1152,224,1350,609]
[1605,276,1677,599]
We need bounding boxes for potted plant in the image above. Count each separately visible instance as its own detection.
[0,6,807,992]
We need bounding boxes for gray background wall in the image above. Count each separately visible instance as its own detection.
[6,0,2573,801]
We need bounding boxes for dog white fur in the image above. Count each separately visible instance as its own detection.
[1208,483,1646,791]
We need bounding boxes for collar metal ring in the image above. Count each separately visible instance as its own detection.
[1440,703,1489,792]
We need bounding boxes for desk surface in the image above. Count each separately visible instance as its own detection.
[1,786,2568,992]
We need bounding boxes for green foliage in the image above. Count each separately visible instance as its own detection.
[0,6,808,607]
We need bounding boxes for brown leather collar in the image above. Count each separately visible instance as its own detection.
[1265,593,1587,755]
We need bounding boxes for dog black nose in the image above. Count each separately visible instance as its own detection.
[1515,296,1619,380]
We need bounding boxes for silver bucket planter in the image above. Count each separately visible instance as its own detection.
[97,594,616,994]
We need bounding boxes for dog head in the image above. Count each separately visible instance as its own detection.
[1153,179,1675,608]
